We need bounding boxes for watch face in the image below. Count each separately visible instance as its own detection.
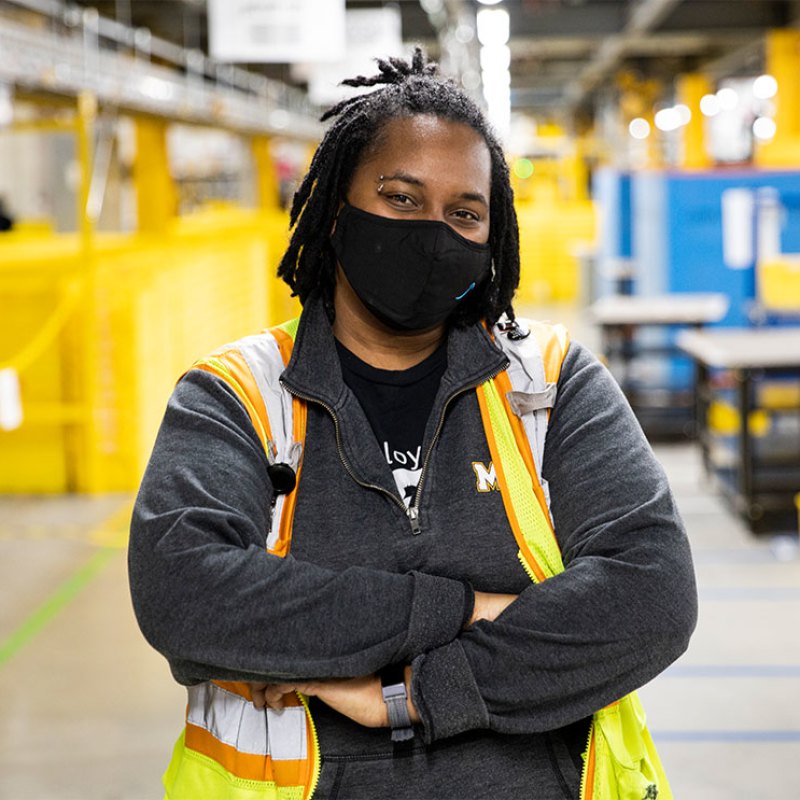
[380,663,406,687]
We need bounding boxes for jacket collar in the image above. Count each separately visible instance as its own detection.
[280,293,508,495]
[280,293,508,409]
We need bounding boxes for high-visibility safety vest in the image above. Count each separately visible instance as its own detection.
[163,317,672,800]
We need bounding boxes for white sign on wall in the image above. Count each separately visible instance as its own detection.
[721,188,755,270]
[305,7,404,106]
[208,0,346,64]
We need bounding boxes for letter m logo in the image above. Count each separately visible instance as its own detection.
[472,461,498,493]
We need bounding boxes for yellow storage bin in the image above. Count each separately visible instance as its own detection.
[0,207,299,494]
[759,256,800,313]
[516,195,596,304]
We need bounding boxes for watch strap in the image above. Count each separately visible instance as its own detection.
[379,664,414,742]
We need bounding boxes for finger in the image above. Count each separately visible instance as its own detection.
[264,685,292,709]
[247,682,269,710]
[251,688,267,710]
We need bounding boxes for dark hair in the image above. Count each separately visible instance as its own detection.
[277,48,520,326]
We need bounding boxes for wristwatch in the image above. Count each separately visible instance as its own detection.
[379,664,414,742]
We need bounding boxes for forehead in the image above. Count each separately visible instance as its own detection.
[357,114,492,194]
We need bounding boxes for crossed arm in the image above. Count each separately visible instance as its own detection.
[247,591,517,728]
[130,346,696,742]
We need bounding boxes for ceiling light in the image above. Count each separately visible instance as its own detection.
[674,104,691,126]
[654,107,681,132]
[753,74,778,100]
[482,72,510,99]
[477,0,504,5]
[454,23,475,44]
[477,8,509,46]
[628,118,650,139]
[716,87,738,111]
[269,109,290,129]
[461,69,481,91]
[699,94,720,117]
[480,44,511,73]
[752,116,776,141]
[140,76,174,102]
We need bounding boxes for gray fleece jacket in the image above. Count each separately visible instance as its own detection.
[128,295,697,799]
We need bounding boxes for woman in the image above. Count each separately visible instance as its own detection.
[129,51,696,799]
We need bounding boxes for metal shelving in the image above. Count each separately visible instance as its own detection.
[0,0,323,139]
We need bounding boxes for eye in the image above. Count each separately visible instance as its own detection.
[384,192,417,208]
[451,208,481,224]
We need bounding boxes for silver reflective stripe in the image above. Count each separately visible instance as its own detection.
[494,320,555,519]
[187,682,307,760]
[506,385,557,415]
[268,704,308,761]
[235,332,296,552]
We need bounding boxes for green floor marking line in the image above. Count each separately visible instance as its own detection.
[0,501,133,670]
[0,546,119,669]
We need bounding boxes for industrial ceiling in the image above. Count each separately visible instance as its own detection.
[31,0,800,122]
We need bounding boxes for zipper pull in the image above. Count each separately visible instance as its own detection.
[407,505,421,535]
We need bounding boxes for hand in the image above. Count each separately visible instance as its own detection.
[249,669,420,729]
[468,591,517,627]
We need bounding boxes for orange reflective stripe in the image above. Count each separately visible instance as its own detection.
[493,369,559,551]
[184,723,310,786]
[529,322,569,384]
[191,350,273,455]
[185,723,272,783]
[270,325,295,368]
[271,397,306,558]
[476,383,547,583]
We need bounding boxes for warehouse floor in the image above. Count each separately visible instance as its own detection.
[1,309,798,799]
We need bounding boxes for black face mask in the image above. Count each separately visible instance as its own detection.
[330,203,492,332]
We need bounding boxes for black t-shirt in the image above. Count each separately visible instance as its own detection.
[336,340,447,505]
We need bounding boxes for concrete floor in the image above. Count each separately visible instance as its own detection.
[1,312,799,799]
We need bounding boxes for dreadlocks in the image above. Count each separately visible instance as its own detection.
[276,48,521,327]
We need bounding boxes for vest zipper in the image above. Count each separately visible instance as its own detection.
[283,358,509,536]
[579,718,596,800]
[296,690,322,800]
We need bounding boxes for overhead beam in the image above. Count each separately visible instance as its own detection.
[562,0,683,110]
[700,38,764,80]
[509,31,754,61]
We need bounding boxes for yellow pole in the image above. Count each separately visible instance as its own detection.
[755,29,800,167]
[77,92,96,250]
[251,135,298,325]
[73,90,102,491]
[677,73,713,169]
[133,116,176,232]
[573,136,590,202]
[251,135,282,211]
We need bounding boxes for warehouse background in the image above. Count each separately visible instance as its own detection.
[1,1,799,798]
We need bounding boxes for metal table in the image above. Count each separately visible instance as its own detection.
[589,293,729,438]
[676,327,800,529]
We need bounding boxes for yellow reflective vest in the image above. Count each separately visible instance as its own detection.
[163,316,671,800]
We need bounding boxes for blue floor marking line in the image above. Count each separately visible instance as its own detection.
[662,664,800,678]
[651,730,800,743]
[699,587,800,602]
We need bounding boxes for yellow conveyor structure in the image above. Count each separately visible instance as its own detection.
[513,132,597,305]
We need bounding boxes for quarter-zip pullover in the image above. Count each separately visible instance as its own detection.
[129,294,697,799]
